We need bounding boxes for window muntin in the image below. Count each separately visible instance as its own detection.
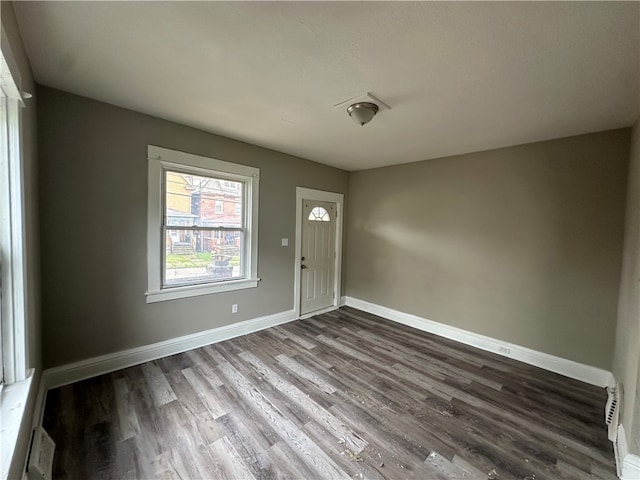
[147,146,259,302]
[308,206,330,221]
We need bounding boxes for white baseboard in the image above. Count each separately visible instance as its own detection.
[32,299,627,477]
[42,309,297,391]
[343,296,614,388]
[616,425,640,480]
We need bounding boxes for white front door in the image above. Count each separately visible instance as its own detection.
[300,200,336,315]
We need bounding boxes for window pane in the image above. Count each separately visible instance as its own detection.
[165,171,243,229]
[164,229,244,287]
[308,206,330,221]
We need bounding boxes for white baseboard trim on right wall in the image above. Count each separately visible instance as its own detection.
[616,425,640,480]
[342,296,614,388]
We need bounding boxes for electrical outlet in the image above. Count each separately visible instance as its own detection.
[281,238,288,246]
[498,346,510,355]
[232,304,238,314]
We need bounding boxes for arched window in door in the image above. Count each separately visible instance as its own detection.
[308,207,330,221]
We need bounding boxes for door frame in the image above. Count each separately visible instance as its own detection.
[294,187,344,319]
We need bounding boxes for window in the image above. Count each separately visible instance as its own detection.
[0,53,27,385]
[308,206,330,221]
[147,146,260,302]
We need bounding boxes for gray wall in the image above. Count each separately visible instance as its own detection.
[37,86,349,368]
[2,2,41,478]
[613,116,640,455]
[346,130,629,369]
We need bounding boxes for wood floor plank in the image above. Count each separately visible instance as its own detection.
[43,307,617,479]
[215,411,278,480]
[301,419,387,480]
[216,360,350,479]
[151,449,192,480]
[273,325,318,349]
[113,377,140,441]
[208,435,259,480]
[425,451,485,480]
[186,349,225,387]
[275,353,337,394]
[356,327,504,391]
[268,440,320,480]
[181,367,230,419]
[140,361,177,407]
[239,351,369,454]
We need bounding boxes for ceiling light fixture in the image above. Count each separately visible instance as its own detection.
[347,102,379,126]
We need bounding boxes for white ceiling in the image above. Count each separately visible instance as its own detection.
[13,1,640,171]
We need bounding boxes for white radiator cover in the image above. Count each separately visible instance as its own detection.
[27,426,55,480]
[605,384,620,442]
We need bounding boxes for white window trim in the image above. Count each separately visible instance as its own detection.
[0,40,34,480]
[146,145,259,303]
[0,51,27,386]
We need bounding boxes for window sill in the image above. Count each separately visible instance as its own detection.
[0,370,35,479]
[146,278,259,303]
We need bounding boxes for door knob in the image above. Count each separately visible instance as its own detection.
[301,264,307,269]
[301,256,305,261]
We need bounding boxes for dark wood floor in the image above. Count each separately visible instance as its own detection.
[42,307,616,479]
